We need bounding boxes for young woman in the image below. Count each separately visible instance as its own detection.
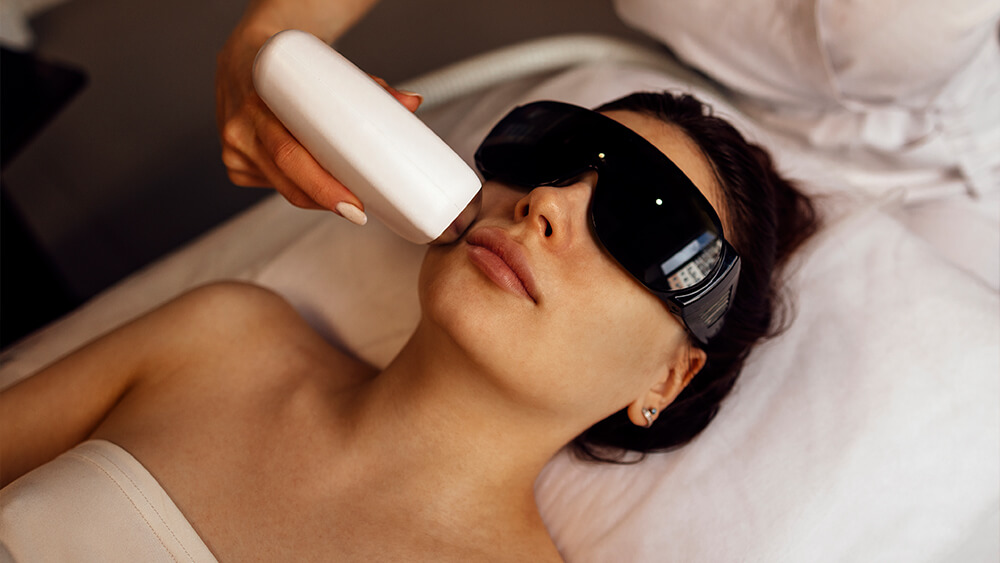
[1,92,816,561]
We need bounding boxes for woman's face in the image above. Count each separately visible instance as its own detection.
[419,110,723,426]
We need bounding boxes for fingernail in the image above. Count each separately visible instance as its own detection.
[336,202,368,226]
[398,90,424,104]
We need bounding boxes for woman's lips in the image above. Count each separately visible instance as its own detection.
[465,227,538,303]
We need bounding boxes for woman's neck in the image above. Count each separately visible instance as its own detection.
[329,320,568,537]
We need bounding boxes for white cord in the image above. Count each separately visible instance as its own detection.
[396,34,706,112]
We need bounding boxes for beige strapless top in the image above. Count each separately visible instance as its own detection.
[1,440,217,562]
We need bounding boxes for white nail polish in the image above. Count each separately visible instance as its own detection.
[398,90,424,103]
[336,202,368,226]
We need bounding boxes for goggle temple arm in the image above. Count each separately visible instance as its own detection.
[672,245,742,344]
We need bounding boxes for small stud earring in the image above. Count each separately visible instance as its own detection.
[641,407,658,428]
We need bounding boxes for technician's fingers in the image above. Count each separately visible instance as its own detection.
[254,112,362,214]
[218,97,273,187]
[371,76,423,113]
[226,169,270,188]
[218,103,331,211]
[257,169,326,210]
[247,145,325,210]
[220,145,268,186]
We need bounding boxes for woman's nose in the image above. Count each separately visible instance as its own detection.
[514,172,597,248]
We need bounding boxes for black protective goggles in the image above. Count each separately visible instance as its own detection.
[474,101,741,344]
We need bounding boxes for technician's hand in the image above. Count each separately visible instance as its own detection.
[215,26,422,223]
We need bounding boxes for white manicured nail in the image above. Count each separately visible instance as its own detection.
[336,202,368,226]
[398,90,424,103]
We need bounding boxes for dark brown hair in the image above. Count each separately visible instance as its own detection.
[573,91,819,462]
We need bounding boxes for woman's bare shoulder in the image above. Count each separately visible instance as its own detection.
[154,281,310,340]
[93,281,376,441]
[1,281,370,486]
[147,281,372,378]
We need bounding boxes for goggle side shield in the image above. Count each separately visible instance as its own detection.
[474,101,741,343]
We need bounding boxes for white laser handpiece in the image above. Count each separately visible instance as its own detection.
[252,30,482,244]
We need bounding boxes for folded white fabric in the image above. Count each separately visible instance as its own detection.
[613,0,1000,199]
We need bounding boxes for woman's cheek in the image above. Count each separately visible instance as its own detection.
[547,280,668,378]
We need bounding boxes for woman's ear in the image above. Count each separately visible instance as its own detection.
[627,347,707,427]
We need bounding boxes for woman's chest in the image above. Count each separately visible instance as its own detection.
[141,449,494,562]
[110,416,528,562]
[101,399,411,559]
